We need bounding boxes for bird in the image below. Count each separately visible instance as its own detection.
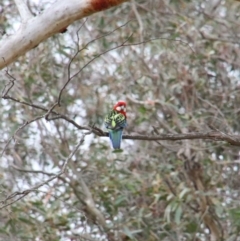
[104,100,127,150]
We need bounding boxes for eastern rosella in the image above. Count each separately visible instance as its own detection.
[104,101,127,150]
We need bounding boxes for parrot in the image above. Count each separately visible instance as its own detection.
[104,100,127,150]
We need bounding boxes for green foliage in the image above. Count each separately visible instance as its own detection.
[1,0,240,240]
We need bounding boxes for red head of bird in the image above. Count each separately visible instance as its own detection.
[113,100,127,117]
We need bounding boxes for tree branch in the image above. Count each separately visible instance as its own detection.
[0,0,129,69]
[14,0,33,23]
[3,94,240,147]
[122,131,240,145]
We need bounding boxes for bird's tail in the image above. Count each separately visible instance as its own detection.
[109,129,123,149]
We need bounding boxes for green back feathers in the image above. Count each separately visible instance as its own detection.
[104,110,126,130]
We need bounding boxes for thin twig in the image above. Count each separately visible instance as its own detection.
[1,93,94,133]
[45,102,59,120]
[2,66,16,97]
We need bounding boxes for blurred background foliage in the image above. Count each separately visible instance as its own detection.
[1,0,240,240]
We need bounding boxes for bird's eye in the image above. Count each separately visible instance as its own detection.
[116,106,121,111]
